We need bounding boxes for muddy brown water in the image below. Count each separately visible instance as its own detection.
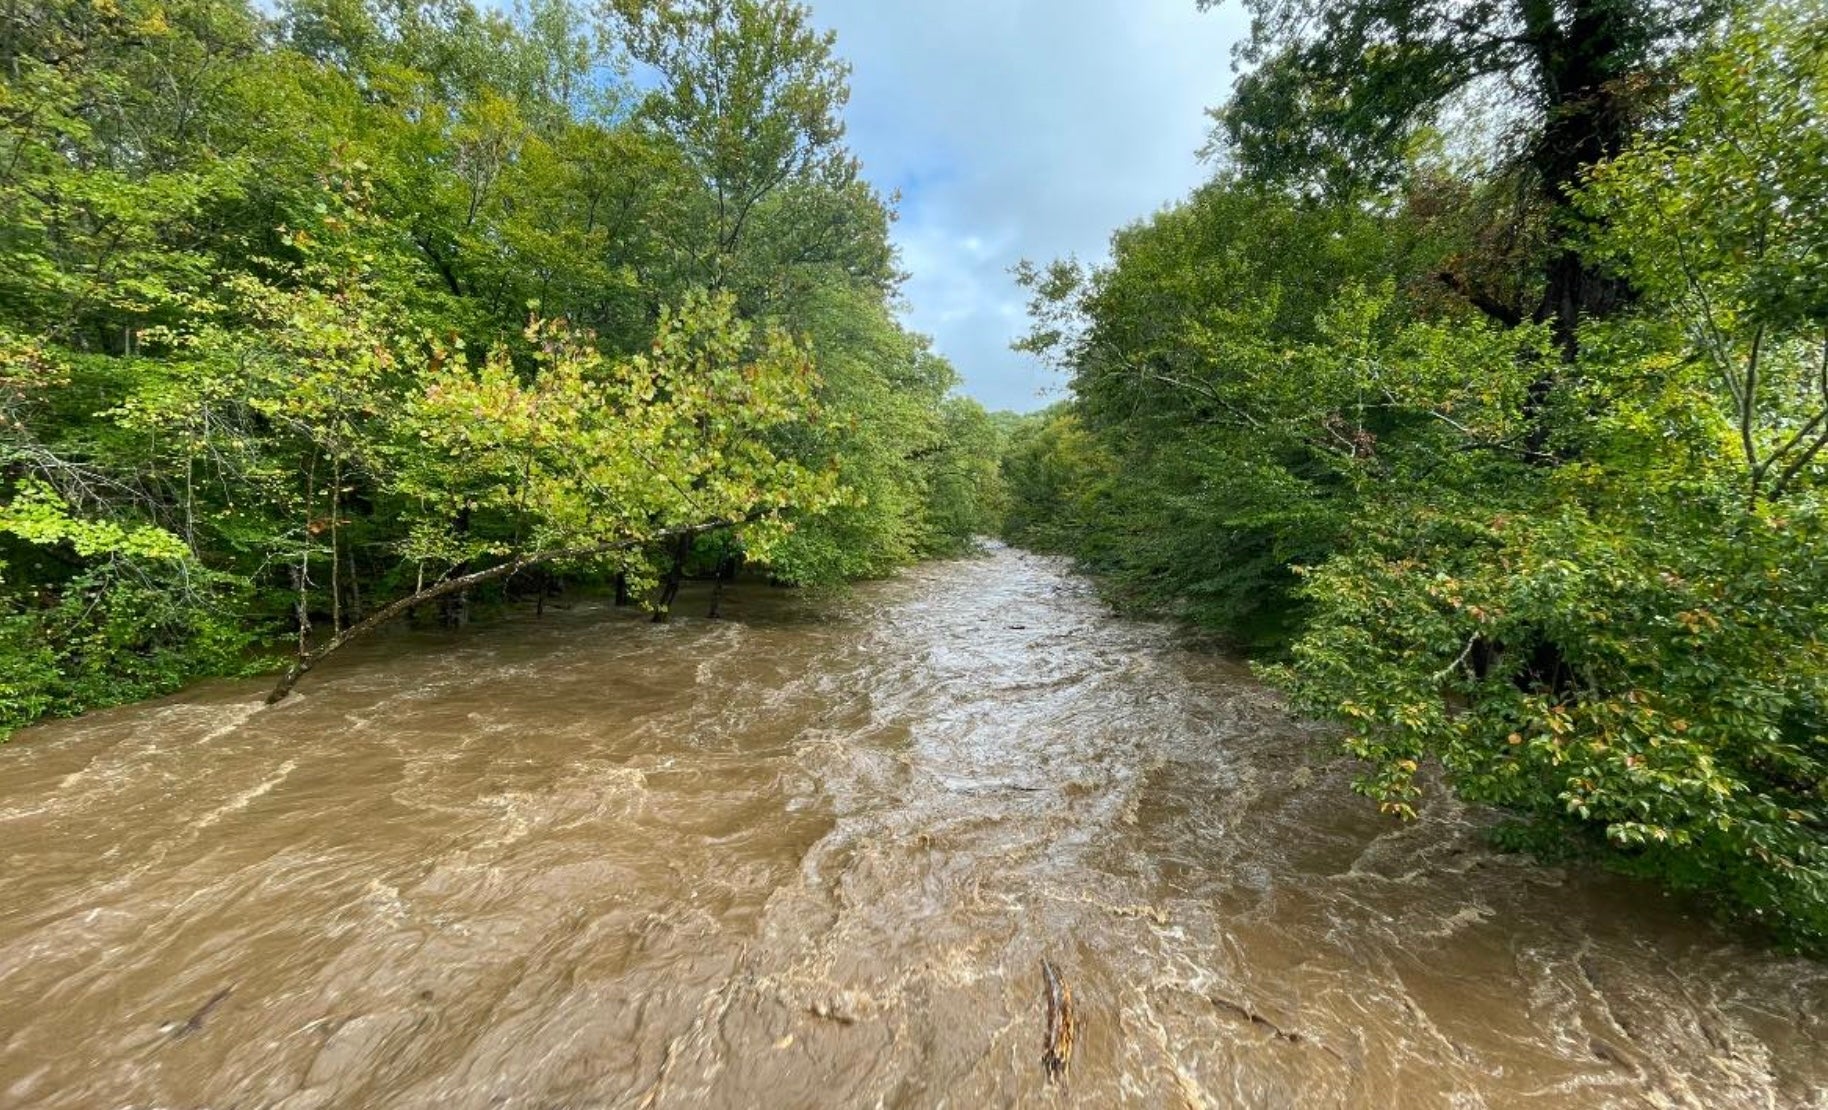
[1,545,1824,1108]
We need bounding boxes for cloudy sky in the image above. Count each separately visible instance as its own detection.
[802,1,1249,412]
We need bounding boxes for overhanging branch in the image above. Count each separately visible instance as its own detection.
[263,512,769,704]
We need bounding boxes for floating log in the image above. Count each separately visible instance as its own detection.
[1041,959,1075,1081]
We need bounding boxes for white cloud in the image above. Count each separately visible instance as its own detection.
[806,0,1248,411]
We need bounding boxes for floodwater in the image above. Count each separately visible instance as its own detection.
[1,545,1823,1108]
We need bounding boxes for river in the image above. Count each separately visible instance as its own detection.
[0,545,1823,1108]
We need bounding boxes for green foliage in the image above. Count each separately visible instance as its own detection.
[759,278,1005,583]
[920,396,1007,555]
[1000,405,1114,556]
[1278,487,1828,944]
[0,558,255,739]
[1582,3,1828,502]
[1202,0,1721,197]
[1010,183,1489,645]
[1013,1,1828,949]
[0,480,188,559]
[0,0,1003,736]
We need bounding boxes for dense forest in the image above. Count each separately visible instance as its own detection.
[1002,0,1828,949]
[0,0,1005,720]
[7,0,1827,958]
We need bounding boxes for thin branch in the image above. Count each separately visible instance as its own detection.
[1432,635,1478,683]
[1742,322,1764,494]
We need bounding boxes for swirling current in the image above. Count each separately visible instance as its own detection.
[1,545,1823,1107]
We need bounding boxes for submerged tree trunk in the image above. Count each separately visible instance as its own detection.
[706,558,728,619]
[706,553,741,619]
[442,588,470,628]
[651,531,693,623]
[265,517,757,704]
[330,464,341,634]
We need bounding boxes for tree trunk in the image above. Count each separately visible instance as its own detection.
[329,459,342,633]
[706,553,740,619]
[442,587,470,629]
[651,531,693,623]
[346,546,362,625]
[1537,14,1634,288]
[706,563,728,619]
[441,507,472,629]
[1516,0,1639,458]
[289,562,311,662]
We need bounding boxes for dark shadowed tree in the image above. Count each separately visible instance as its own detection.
[1204,0,1724,362]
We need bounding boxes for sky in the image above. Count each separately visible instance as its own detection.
[801,1,1250,413]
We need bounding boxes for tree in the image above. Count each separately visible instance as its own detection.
[609,0,878,297]
[268,286,840,699]
[1007,0,1828,948]
[1204,0,1723,361]
[1012,182,1452,642]
[1583,3,1828,504]
[0,0,1001,735]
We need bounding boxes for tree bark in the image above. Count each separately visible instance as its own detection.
[651,531,693,623]
[1519,0,1638,457]
[289,562,311,663]
[346,545,362,625]
[706,559,728,619]
[1520,0,1637,356]
[706,553,741,619]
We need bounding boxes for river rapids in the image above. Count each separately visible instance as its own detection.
[1,545,1823,1107]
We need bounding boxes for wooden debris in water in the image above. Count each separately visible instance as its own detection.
[1211,994,1344,1062]
[1041,959,1075,1081]
[808,997,858,1025]
[165,986,233,1040]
